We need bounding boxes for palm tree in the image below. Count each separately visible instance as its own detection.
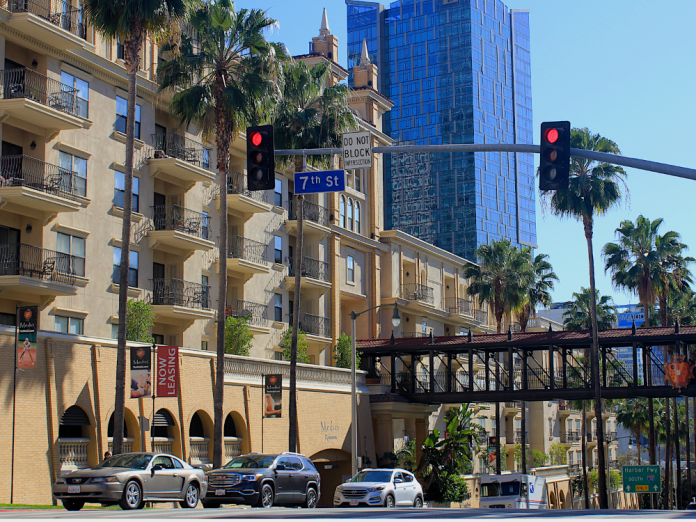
[562,288,617,331]
[569,397,592,509]
[516,253,558,332]
[541,127,627,509]
[83,0,186,456]
[158,0,279,467]
[464,239,534,334]
[272,58,357,452]
[616,398,649,464]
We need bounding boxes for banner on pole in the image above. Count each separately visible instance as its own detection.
[156,346,179,397]
[487,436,498,463]
[130,346,152,398]
[16,306,38,369]
[264,374,282,418]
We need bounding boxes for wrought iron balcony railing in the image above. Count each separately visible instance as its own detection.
[475,309,489,324]
[288,255,330,283]
[0,68,79,117]
[150,278,210,310]
[225,299,268,327]
[227,171,269,203]
[561,431,581,443]
[0,154,82,200]
[568,464,581,475]
[514,430,523,443]
[0,243,76,285]
[401,332,429,338]
[400,283,434,304]
[444,296,473,316]
[152,204,208,239]
[8,0,86,40]
[151,132,211,170]
[287,199,329,227]
[288,312,331,338]
[504,401,519,409]
[228,235,267,265]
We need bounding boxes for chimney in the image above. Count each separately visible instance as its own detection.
[311,8,339,62]
[352,39,378,90]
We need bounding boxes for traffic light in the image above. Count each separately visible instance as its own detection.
[246,125,275,191]
[539,121,570,190]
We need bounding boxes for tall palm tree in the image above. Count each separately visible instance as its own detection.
[464,239,534,334]
[516,253,558,332]
[158,0,279,467]
[616,398,649,464]
[542,127,627,509]
[562,287,618,331]
[272,58,357,452]
[83,0,186,456]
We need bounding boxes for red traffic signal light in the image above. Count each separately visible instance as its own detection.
[545,128,559,144]
[539,121,570,191]
[246,125,275,191]
[250,131,263,147]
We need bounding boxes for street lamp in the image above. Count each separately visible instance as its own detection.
[349,303,401,477]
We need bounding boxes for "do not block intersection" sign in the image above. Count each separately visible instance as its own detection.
[342,131,372,170]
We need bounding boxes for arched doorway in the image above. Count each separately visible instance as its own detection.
[189,411,213,466]
[560,489,567,509]
[152,408,181,458]
[549,490,557,509]
[310,449,351,508]
[107,409,140,453]
[59,405,93,471]
[224,412,246,462]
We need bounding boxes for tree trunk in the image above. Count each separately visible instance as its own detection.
[666,397,672,509]
[582,400,589,509]
[113,27,143,456]
[674,396,681,510]
[495,401,501,474]
[583,216,607,509]
[212,72,231,469]
[521,400,526,473]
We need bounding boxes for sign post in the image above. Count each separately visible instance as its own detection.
[622,465,661,493]
[342,131,372,170]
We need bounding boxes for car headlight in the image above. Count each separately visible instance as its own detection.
[55,477,66,484]
[368,485,385,492]
[90,476,119,483]
[242,474,262,482]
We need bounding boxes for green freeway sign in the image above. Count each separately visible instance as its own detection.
[622,465,661,493]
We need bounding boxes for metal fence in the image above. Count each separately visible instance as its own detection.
[287,199,329,227]
[151,132,211,170]
[8,0,86,40]
[400,283,434,304]
[225,299,268,327]
[228,235,267,265]
[0,243,76,284]
[288,312,331,338]
[1,68,79,116]
[0,154,81,200]
[227,171,269,203]
[151,204,207,239]
[149,278,211,309]
[444,296,473,316]
[474,309,489,324]
[289,255,330,282]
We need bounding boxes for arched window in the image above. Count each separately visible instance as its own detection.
[152,408,176,438]
[354,201,361,233]
[60,405,90,438]
[107,412,128,438]
[224,414,237,437]
[347,198,353,230]
[340,196,346,228]
[189,412,205,437]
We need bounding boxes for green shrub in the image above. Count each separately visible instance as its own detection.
[125,300,155,343]
[224,315,253,356]
[280,327,310,363]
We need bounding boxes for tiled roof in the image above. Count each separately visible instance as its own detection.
[292,53,349,74]
[369,392,411,403]
[350,85,394,105]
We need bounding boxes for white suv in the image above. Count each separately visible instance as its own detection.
[334,468,423,508]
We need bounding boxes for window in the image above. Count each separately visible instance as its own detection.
[111,324,118,339]
[354,201,361,233]
[355,170,362,192]
[274,293,283,322]
[201,341,208,351]
[347,255,354,282]
[116,36,124,60]
[569,452,574,463]
[201,275,210,308]
[0,312,16,326]
[115,96,141,140]
[114,171,140,212]
[340,196,346,228]
[548,418,553,436]
[347,198,354,230]
[274,178,282,207]
[59,151,87,197]
[153,334,164,345]
[112,247,138,287]
[55,315,84,335]
[57,232,85,277]
[60,71,89,119]
[274,236,282,264]
[202,211,209,239]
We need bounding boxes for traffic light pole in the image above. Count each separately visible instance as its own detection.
[275,145,696,181]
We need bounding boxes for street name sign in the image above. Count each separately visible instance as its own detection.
[622,465,661,493]
[294,170,345,195]
[343,131,372,169]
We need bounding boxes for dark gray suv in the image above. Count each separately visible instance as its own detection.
[203,452,320,508]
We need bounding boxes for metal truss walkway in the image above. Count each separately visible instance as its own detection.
[358,325,696,404]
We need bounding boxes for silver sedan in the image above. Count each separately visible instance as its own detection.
[52,453,207,511]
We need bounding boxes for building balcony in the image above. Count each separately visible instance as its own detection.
[568,464,581,476]
[474,309,489,326]
[503,401,520,416]
[58,437,89,472]
[0,68,84,136]
[225,299,269,332]
[149,278,214,325]
[285,256,331,293]
[148,132,215,189]
[219,236,269,281]
[285,200,331,237]
[0,155,83,219]
[0,243,78,299]
[288,312,331,341]
[444,296,474,318]
[147,204,214,256]
[609,459,619,470]
[606,431,618,442]
[399,283,435,311]
[7,0,87,50]
[561,431,581,444]
[222,171,271,217]
[401,332,429,338]
[558,401,573,417]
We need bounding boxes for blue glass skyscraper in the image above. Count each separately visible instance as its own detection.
[346,0,536,260]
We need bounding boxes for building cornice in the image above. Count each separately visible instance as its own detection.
[331,225,389,252]
[380,229,477,268]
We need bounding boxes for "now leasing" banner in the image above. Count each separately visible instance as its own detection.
[156,345,179,397]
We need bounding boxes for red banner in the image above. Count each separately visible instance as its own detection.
[156,346,179,397]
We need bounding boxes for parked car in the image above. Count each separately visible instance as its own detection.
[203,452,320,508]
[52,452,207,511]
[334,468,423,508]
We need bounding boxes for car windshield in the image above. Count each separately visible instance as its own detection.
[500,481,520,496]
[350,471,393,483]
[95,454,152,470]
[481,483,501,497]
[224,456,275,469]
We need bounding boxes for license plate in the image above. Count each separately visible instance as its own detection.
[350,500,359,506]
[68,485,80,494]
[215,489,225,496]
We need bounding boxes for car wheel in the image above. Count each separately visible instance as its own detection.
[385,494,395,508]
[304,487,318,508]
[62,499,84,511]
[202,500,220,509]
[179,483,199,509]
[119,480,143,510]
[257,484,274,508]
[413,496,423,508]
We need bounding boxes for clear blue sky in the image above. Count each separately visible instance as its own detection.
[239,0,696,306]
